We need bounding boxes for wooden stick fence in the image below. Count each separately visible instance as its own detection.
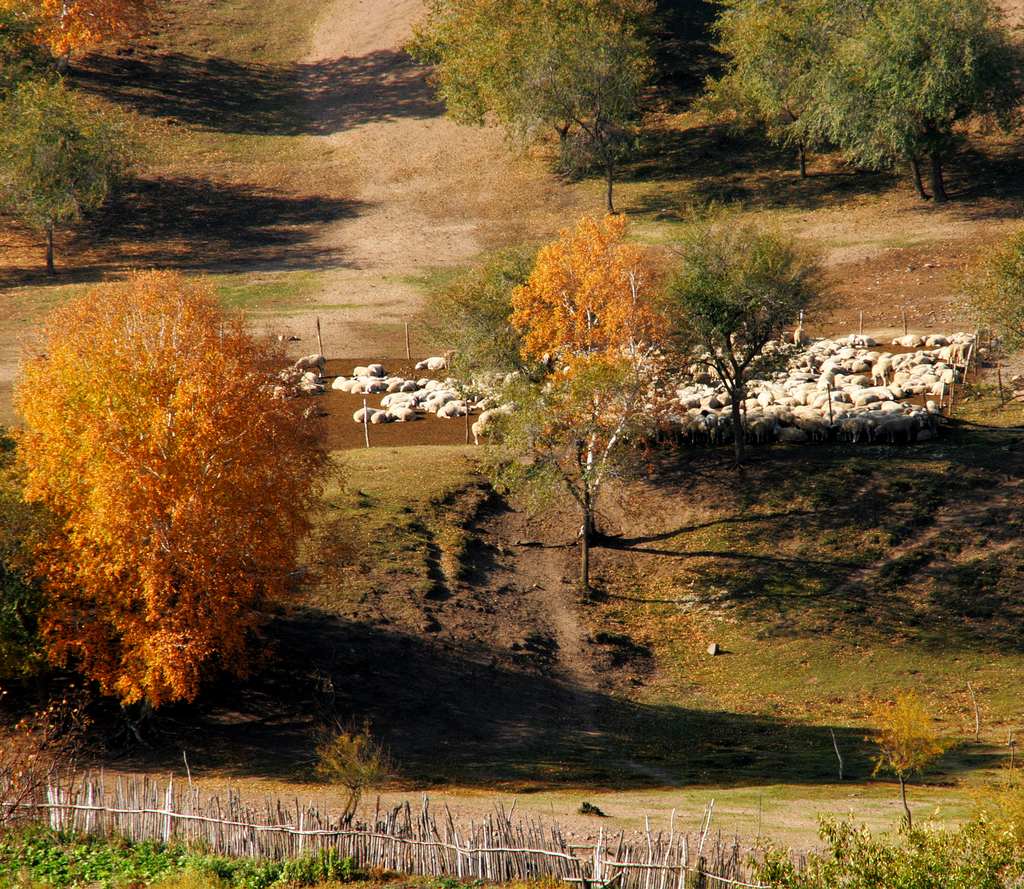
[4,774,780,888]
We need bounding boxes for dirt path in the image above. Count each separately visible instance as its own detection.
[273,0,581,356]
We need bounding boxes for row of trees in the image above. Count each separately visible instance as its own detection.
[429,213,823,590]
[705,0,1021,201]
[2,271,325,711]
[412,0,1022,206]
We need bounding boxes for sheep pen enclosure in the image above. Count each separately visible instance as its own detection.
[282,331,983,453]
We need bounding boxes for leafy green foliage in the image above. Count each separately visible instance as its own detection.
[0,431,49,680]
[409,0,654,210]
[420,247,539,382]
[757,817,1023,888]
[662,219,824,461]
[703,0,836,173]
[315,722,393,820]
[0,78,136,272]
[812,0,1020,198]
[971,229,1024,352]
[0,3,52,96]
[0,828,358,888]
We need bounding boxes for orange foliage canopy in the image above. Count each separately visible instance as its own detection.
[14,271,327,707]
[510,214,665,371]
[0,0,151,56]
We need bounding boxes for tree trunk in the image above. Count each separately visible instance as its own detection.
[731,395,745,465]
[45,224,55,276]
[605,160,615,214]
[797,143,807,179]
[899,774,912,829]
[580,501,592,592]
[910,157,929,200]
[929,153,948,204]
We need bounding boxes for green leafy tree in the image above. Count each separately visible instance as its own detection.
[409,0,654,212]
[704,0,836,178]
[870,691,948,829]
[970,230,1024,352]
[0,432,48,681]
[0,3,52,96]
[493,361,656,592]
[0,78,135,274]
[662,220,824,464]
[814,0,1020,202]
[421,247,538,381]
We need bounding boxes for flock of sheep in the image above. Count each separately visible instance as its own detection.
[275,330,978,449]
[670,331,976,446]
[276,354,510,443]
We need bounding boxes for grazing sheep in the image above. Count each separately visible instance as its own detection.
[472,404,514,445]
[294,354,326,376]
[415,356,448,372]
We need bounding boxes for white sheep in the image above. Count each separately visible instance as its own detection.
[471,404,514,444]
[294,353,326,377]
[415,356,448,372]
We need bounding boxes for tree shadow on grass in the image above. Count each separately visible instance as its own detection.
[0,175,366,287]
[599,435,1024,656]
[72,47,443,137]
[622,123,896,217]
[112,606,998,789]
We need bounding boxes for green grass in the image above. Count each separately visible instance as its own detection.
[213,271,347,313]
[579,393,1024,797]
[0,827,358,889]
[303,447,481,614]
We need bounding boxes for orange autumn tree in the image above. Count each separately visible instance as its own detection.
[499,214,665,590]
[0,0,151,58]
[14,270,327,709]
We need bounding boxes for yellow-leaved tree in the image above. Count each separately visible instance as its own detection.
[14,270,327,710]
[498,214,666,591]
[0,0,151,57]
[871,691,948,829]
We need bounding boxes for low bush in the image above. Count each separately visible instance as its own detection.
[756,816,1024,888]
[0,827,358,888]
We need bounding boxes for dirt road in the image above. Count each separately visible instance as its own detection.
[271,0,580,355]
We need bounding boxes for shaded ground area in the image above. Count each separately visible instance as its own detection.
[0,177,361,288]
[73,46,442,137]
[108,405,1024,795]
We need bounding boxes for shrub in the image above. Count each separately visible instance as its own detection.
[315,722,393,819]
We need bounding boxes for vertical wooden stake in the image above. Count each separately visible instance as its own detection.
[968,681,981,743]
[316,317,324,357]
[465,405,471,445]
[902,307,908,336]
[829,727,844,781]
[363,398,370,449]
[858,310,864,336]
[998,362,1005,406]
[826,382,834,427]
[405,321,412,361]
